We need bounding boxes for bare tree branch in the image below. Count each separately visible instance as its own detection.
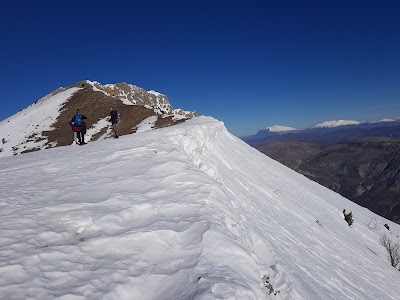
[380,235,400,269]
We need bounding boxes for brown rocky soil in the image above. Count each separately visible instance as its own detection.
[43,82,188,146]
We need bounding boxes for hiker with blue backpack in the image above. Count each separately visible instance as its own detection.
[70,109,87,145]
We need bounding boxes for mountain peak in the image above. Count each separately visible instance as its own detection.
[372,118,396,123]
[315,120,361,128]
[79,80,171,114]
[0,80,196,157]
[266,125,297,132]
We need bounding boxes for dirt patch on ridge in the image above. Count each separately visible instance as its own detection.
[43,83,187,147]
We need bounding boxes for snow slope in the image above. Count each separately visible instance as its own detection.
[135,116,158,133]
[0,117,399,300]
[0,87,81,156]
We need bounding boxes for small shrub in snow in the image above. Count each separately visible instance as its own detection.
[343,209,354,226]
[261,275,280,295]
[366,217,378,230]
[380,235,400,270]
[1,138,6,144]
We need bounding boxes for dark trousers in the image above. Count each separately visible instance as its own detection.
[77,131,85,144]
[111,123,119,137]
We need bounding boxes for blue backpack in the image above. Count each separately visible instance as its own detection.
[74,114,83,126]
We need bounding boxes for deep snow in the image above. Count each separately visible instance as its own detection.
[0,117,399,300]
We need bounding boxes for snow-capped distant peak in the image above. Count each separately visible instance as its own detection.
[267,125,297,132]
[315,120,361,128]
[372,118,396,123]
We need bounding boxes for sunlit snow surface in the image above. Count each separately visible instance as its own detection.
[0,88,81,156]
[0,117,399,300]
[135,116,158,133]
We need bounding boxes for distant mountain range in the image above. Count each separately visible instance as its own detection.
[244,120,400,224]
[0,80,196,157]
[243,119,400,147]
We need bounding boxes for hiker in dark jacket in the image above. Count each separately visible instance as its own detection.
[71,109,87,145]
[109,106,120,138]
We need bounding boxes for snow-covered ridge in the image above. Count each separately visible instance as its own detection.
[0,87,81,156]
[315,120,362,128]
[1,117,399,299]
[266,125,297,132]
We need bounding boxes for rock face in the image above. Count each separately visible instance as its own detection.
[259,138,400,224]
[0,80,197,157]
[83,81,173,114]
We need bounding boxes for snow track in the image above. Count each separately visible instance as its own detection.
[0,117,399,299]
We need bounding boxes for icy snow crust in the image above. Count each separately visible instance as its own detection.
[0,117,399,300]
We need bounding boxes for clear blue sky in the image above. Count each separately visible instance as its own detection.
[1,0,399,136]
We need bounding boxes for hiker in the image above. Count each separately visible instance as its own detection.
[109,106,120,138]
[71,109,87,145]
